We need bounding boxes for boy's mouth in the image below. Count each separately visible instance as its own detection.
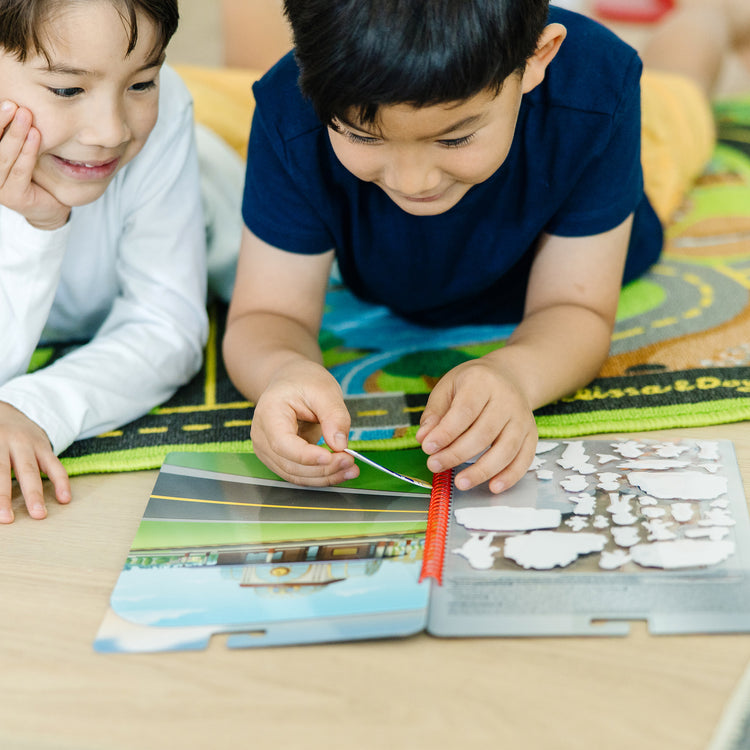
[403,192,445,203]
[51,155,121,180]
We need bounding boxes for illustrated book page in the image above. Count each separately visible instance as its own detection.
[94,450,432,652]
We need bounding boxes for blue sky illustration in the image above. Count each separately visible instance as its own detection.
[111,559,429,628]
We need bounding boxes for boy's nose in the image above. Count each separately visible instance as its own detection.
[79,102,131,148]
[383,152,442,197]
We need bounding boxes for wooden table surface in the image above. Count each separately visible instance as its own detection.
[2,424,749,750]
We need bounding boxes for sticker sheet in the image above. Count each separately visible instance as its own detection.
[428,438,750,636]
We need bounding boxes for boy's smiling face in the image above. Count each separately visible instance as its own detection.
[0,1,162,208]
[328,74,526,217]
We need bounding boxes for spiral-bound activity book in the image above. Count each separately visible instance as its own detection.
[95,439,750,653]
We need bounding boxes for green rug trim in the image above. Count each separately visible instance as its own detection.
[535,398,750,437]
[60,440,254,476]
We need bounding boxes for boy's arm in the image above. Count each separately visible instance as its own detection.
[0,209,71,386]
[0,210,74,522]
[417,214,633,492]
[0,105,81,522]
[223,226,357,485]
[0,70,206,524]
[0,75,208,457]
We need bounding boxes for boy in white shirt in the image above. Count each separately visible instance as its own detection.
[0,0,209,522]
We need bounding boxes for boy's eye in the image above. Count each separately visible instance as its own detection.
[438,134,476,148]
[130,80,157,93]
[344,130,380,146]
[49,87,83,98]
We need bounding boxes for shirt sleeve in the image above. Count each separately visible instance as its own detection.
[0,209,71,385]
[242,86,336,254]
[0,68,209,454]
[544,54,644,238]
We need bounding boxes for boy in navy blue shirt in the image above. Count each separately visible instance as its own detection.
[224,0,749,493]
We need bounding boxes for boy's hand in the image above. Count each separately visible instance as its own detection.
[416,358,538,494]
[0,402,71,523]
[0,101,71,231]
[250,360,358,486]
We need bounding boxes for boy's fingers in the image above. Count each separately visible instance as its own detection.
[255,402,322,462]
[271,433,355,477]
[0,498,13,523]
[0,456,14,523]
[0,107,31,180]
[425,411,502,475]
[422,391,488,457]
[487,433,539,494]
[280,461,358,487]
[257,436,357,485]
[39,454,72,505]
[299,377,350,451]
[0,101,18,132]
[0,150,33,202]
[251,408,355,482]
[452,429,537,493]
[418,380,453,440]
[319,408,352,453]
[12,450,48,520]
[3,126,40,198]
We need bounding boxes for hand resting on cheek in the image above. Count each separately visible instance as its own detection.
[0,102,71,231]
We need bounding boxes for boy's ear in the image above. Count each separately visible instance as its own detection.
[521,23,567,94]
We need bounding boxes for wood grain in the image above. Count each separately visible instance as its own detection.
[2,425,749,749]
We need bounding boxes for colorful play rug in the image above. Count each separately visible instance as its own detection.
[57,97,750,475]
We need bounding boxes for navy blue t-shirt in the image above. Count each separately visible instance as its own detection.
[242,6,662,326]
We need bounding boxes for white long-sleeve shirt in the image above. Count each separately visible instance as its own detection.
[0,65,209,454]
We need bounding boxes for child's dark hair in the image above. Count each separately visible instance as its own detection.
[0,0,179,62]
[283,0,550,126]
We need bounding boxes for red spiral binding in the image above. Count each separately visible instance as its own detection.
[419,469,453,585]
